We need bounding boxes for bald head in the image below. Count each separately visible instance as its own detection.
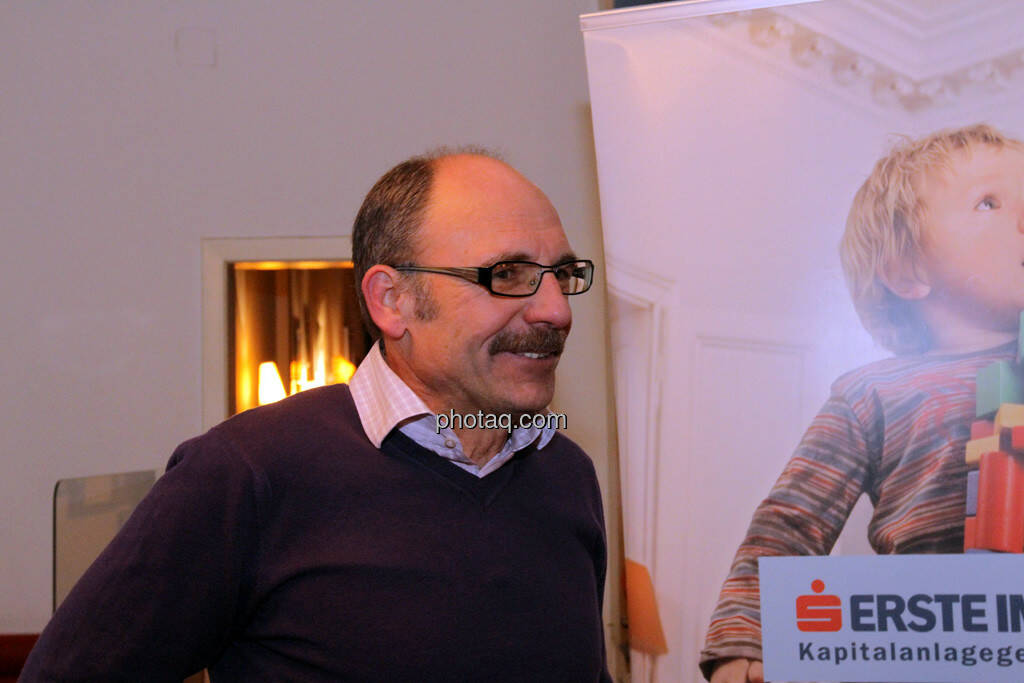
[422,155,561,250]
[351,148,558,338]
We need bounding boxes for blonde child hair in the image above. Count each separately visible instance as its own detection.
[840,123,1024,354]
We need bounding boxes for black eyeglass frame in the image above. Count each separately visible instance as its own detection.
[393,259,594,298]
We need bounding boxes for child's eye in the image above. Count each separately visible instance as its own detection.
[976,196,999,210]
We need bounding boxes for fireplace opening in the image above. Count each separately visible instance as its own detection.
[228,260,372,415]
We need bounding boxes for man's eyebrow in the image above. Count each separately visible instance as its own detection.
[485,251,579,265]
[554,251,579,264]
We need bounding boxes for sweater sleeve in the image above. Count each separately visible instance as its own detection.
[698,391,873,680]
[20,430,265,683]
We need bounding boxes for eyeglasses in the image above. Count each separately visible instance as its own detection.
[393,259,594,297]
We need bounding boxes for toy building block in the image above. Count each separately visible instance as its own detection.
[1018,311,1024,364]
[974,451,1024,553]
[964,516,977,551]
[965,469,979,516]
[971,419,995,439]
[976,361,1024,419]
[1011,425,1024,452]
[964,433,1008,467]
[995,404,1024,430]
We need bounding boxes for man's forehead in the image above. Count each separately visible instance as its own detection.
[417,217,573,264]
[417,156,571,261]
[430,156,555,212]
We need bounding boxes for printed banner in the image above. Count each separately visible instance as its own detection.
[760,555,1024,682]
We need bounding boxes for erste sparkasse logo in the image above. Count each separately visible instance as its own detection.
[797,579,842,632]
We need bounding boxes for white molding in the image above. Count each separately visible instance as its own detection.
[606,257,675,311]
[698,6,1024,115]
[200,236,351,431]
[690,10,907,123]
[605,257,675,683]
[691,334,809,426]
[606,262,671,561]
[781,0,1024,81]
[581,0,1024,115]
[605,258,674,566]
[579,0,821,33]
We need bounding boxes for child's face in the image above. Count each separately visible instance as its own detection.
[915,144,1024,334]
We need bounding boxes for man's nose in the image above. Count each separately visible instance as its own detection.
[523,271,572,328]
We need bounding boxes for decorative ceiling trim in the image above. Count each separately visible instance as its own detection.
[706,8,1024,114]
[781,0,1024,80]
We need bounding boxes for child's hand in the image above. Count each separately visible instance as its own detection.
[710,657,763,683]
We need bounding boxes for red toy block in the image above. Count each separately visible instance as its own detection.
[971,419,995,439]
[964,516,977,551]
[975,451,1024,553]
[1011,425,1024,452]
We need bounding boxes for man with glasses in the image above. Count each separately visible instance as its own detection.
[23,150,610,682]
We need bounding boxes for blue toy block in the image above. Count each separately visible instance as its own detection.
[1018,311,1024,364]
[966,469,979,516]
[976,361,1024,418]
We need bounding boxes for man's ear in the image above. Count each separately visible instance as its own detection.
[362,265,409,340]
[879,257,931,300]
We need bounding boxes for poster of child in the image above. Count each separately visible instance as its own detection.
[582,1,1024,680]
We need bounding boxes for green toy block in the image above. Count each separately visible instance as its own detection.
[976,360,1024,418]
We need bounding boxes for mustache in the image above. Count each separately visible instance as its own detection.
[488,327,567,356]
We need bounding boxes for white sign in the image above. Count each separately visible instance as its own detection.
[760,555,1024,682]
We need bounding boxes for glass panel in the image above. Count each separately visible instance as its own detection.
[53,470,157,612]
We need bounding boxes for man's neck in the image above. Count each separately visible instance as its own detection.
[452,427,508,467]
[380,339,510,466]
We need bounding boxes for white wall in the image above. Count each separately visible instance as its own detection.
[0,1,619,650]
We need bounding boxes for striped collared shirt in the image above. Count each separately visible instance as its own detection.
[348,342,555,477]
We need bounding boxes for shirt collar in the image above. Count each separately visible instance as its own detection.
[348,341,557,454]
[349,341,432,448]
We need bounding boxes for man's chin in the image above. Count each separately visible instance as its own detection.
[507,392,556,418]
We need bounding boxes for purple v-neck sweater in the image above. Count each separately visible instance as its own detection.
[22,385,610,682]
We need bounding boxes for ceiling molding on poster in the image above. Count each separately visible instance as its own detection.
[780,0,1024,80]
[579,0,821,33]
[684,12,902,123]
[706,7,1024,114]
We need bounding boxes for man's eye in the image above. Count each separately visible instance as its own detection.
[492,264,527,281]
[976,196,998,211]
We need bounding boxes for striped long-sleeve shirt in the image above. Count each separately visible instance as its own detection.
[699,341,1017,679]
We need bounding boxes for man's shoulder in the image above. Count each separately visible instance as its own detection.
[172,384,366,472]
[231,382,358,433]
[535,431,599,477]
[543,430,587,455]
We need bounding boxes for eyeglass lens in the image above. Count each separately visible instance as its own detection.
[491,261,592,295]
